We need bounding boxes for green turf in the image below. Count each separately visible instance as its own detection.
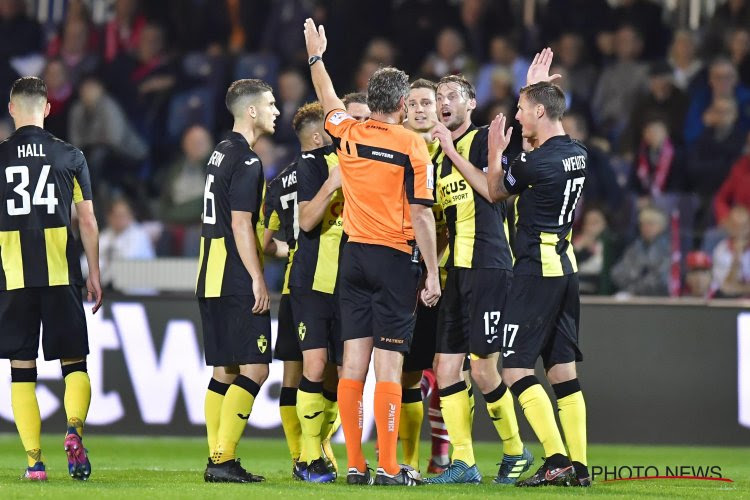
[0,434,747,499]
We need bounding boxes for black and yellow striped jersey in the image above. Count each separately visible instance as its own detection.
[434,125,513,270]
[289,145,346,295]
[195,132,266,298]
[264,161,298,295]
[503,134,587,277]
[0,125,92,290]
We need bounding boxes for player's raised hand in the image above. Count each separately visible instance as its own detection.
[87,272,103,314]
[526,47,561,86]
[488,113,513,157]
[303,18,327,58]
[252,277,270,314]
[430,121,455,153]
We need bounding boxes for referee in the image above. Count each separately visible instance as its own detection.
[304,19,440,486]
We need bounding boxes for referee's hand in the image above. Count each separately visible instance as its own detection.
[303,18,327,58]
[86,274,103,315]
[252,278,270,315]
[420,272,441,307]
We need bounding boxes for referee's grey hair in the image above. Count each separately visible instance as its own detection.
[519,82,566,121]
[225,79,272,117]
[366,67,410,114]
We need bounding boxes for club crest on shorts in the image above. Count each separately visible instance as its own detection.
[257,334,268,353]
[298,322,306,341]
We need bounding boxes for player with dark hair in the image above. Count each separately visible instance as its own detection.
[0,76,102,481]
[485,49,590,487]
[197,78,279,483]
[425,73,530,485]
[286,101,345,483]
[342,92,370,122]
[304,19,439,486]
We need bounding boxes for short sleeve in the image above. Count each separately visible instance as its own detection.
[73,149,93,203]
[264,181,281,231]
[229,154,263,212]
[297,155,326,203]
[504,151,537,195]
[324,108,357,142]
[405,134,434,206]
[469,127,489,171]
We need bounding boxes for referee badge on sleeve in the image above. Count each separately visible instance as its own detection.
[257,334,268,353]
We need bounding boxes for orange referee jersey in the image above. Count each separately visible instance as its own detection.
[324,108,434,254]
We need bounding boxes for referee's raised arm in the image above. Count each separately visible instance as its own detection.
[303,19,345,116]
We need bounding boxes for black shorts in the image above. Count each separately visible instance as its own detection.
[339,242,421,352]
[404,300,439,372]
[290,287,343,365]
[0,285,88,361]
[501,274,582,369]
[274,293,302,362]
[437,268,512,357]
[198,294,272,366]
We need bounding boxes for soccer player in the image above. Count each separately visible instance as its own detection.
[0,76,102,481]
[287,101,345,483]
[304,19,440,486]
[400,78,451,474]
[263,159,303,469]
[342,92,370,122]
[426,74,531,485]
[197,79,278,483]
[485,48,590,487]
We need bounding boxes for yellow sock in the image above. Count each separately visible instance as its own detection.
[467,383,476,432]
[63,364,91,437]
[296,378,325,463]
[279,387,301,461]
[399,388,423,469]
[205,379,229,455]
[485,384,524,456]
[439,381,474,466]
[11,368,43,467]
[320,391,338,443]
[513,378,567,458]
[212,375,259,464]
[554,380,587,466]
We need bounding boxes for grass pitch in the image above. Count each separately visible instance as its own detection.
[0,434,747,499]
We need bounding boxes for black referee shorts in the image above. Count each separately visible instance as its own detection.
[437,268,512,358]
[274,293,302,362]
[339,242,421,353]
[501,273,582,369]
[198,294,272,366]
[0,285,88,361]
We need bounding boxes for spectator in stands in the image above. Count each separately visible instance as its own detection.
[47,17,99,86]
[475,35,529,105]
[711,205,750,298]
[353,59,379,93]
[611,206,671,296]
[620,61,689,154]
[562,112,623,214]
[102,0,146,63]
[704,0,750,57]
[668,30,702,91]
[459,0,513,63]
[683,251,713,298]
[574,207,617,295]
[687,96,746,229]
[364,37,397,67]
[726,27,750,87]
[260,0,313,67]
[592,24,649,140]
[555,32,598,103]
[68,76,149,196]
[274,68,311,145]
[540,0,613,54]
[0,0,44,92]
[630,117,686,200]
[714,132,750,223]
[611,0,670,60]
[42,58,74,140]
[421,27,476,81]
[94,196,156,290]
[684,57,750,145]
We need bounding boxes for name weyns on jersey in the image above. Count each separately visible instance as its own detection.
[17,144,46,157]
[562,155,586,172]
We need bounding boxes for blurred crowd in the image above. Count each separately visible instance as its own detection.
[1,0,749,298]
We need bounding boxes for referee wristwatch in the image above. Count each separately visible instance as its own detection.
[308,55,322,66]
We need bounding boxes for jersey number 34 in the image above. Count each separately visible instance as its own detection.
[6,164,59,216]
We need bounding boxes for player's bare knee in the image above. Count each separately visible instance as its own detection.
[10,359,36,369]
[469,357,501,393]
[239,363,269,386]
[302,354,326,382]
[545,362,577,385]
